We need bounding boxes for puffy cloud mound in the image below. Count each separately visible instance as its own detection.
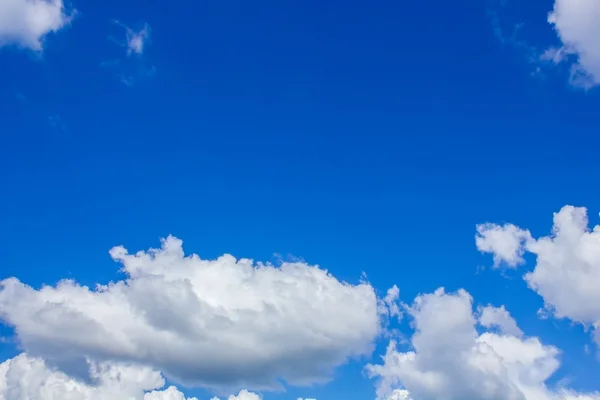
[0,0,73,51]
[476,205,600,344]
[386,389,412,400]
[366,288,600,400]
[0,353,263,400]
[0,353,200,400]
[479,304,524,338]
[0,236,383,391]
[546,0,600,88]
[476,224,532,268]
[211,390,260,400]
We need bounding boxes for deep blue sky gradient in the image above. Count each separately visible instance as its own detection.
[1,0,600,398]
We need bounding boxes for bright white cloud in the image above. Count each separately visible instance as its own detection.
[546,0,600,88]
[477,206,600,345]
[366,288,600,400]
[211,389,261,400]
[0,353,264,400]
[0,0,73,51]
[0,236,385,391]
[0,352,200,400]
[476,223,532,268]
[379,285,402,320]
[387,389,412,400]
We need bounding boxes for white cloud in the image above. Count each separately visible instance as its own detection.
[477,206,600,345]
[387,389,412,400]
[0,353,264,400]
[476,223,532,268]
[479,305,524,338]
[0,0,73,51]
[123,22,150,56]
[379,285,401,320]
[0,235,384,391]
[105,21,154,85]
[0,353,200,400]
[111,21,150,56]
[366,288,600,400]
[211,390,261,400]
[546,0,600,88]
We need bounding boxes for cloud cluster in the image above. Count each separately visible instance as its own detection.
[0,353,264,400]
[0,0,73,51]
[545,0,600,88]
[367,288,600,400]
[1,207,599,400]
[0,236,384,393]
[0,353,192,400]
[477,205,600,345]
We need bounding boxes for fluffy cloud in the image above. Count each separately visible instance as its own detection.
[0,0,73,51]
[366,288,600,400]
[0,353,263,400]
[476,206,600,345]
[479,305,524,338]
[0,236,386,391]
[476,224,532,268]
[211,390,260,400]
[0,353,199,400]
[545,0,600,88]
[386,389,412,400]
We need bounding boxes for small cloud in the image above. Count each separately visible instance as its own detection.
[0,0,75,52]
[103,21,155,86]
[111,20,150,56]
[540,46,569,65]
[125,23,150,56]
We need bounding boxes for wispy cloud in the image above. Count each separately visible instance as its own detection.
[488,0,600,90]
[112,20,151,56]
[103,21,155,87]
[486,2,546,78]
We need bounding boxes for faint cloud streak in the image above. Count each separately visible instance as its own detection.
[103,21,155,87]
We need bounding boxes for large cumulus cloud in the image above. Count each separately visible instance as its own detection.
[0,353,263,400]
[0,236,385,392]
[476,205,600,346]
[366,288,600,400]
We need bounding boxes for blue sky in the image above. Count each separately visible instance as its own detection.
[2,0,600,399]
